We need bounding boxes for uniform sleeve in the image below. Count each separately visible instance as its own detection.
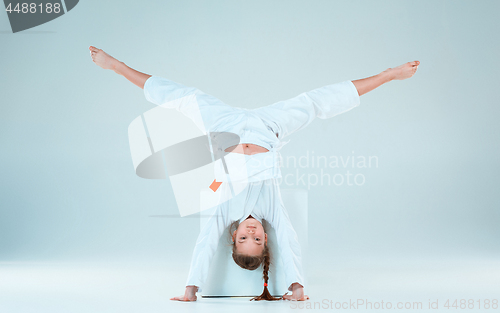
[143,75,198,107]
[185,205,232,292]
[267,197,305,291]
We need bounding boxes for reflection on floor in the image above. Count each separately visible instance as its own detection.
[1,257,499,313]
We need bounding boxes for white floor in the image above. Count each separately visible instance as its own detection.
[1,257,499,313]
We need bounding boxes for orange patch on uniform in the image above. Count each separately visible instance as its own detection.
[209,179,222,192]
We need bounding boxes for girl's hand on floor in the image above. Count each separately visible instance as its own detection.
[170,286,198,301]
[282,283,310,301]
[282,293,310,301]
[170,294,197,301]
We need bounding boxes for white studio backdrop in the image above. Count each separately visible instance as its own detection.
[0,0,498,272]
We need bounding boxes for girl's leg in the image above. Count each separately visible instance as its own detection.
[89,46,239,134]
[143,76,240,134]
[253,80,360,140]
[254,61,420,139]
[352,61,420,96]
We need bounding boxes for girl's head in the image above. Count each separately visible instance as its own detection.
[232,217,267,257]
[230,217,281,301]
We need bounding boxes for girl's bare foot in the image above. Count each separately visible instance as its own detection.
[385,61,420,80]
[89,46,120,71]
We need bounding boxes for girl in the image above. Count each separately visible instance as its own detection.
[89,46,419,301]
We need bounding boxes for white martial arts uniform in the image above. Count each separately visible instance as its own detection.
[143,75,360,292]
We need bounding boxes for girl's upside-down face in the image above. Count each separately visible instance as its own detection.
[233,217,268,256]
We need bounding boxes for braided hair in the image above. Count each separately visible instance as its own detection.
[230,221,282,301]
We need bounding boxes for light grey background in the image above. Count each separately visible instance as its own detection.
[0,0,499,310]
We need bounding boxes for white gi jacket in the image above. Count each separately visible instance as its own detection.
[143,75,360,292]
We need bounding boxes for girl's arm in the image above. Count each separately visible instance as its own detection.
[267,196,308,301]
[171,204,232,301]
[352,61,420,96]
[89,46,151,89]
